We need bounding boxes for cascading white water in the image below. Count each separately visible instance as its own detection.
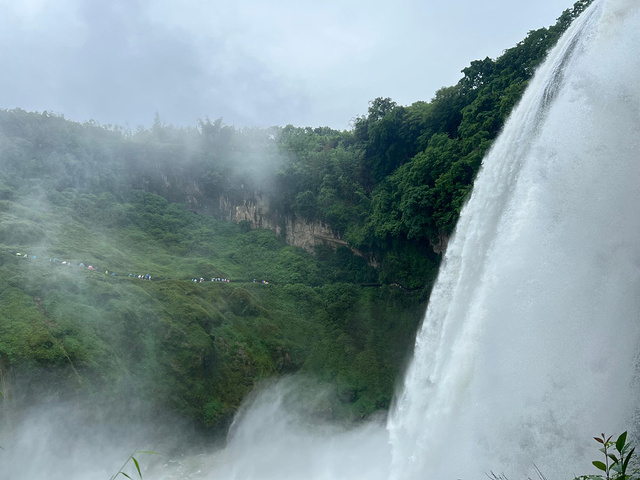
[388,0,640,478]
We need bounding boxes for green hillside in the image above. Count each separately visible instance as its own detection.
[0,188,427,428]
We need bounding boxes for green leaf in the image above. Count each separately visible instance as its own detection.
[616,432,628,452]
[607,453,619,464]
[120,474,133,480]
[593,461,607,472]
[132,456,142,479]
[623,448,635,472]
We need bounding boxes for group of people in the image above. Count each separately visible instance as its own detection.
[9,250,270,286]
[192,277,231,283]
[14,253,99,271]
[129,273,152,280]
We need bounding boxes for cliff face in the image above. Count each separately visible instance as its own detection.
[130,159,446,261]
[430,231,449,255]
[219,194,354,254]
[130,164,354,255]
[219,192,445,261]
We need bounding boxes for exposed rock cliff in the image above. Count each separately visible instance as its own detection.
[130,163,356,255]
[219,194,354,254]
[131,162,444,261]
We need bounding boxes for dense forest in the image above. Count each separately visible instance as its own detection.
[0,0,592,433]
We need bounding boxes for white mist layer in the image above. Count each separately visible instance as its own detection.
[0,400,190,480]
[389,0,640,478]
[0,381,391,480]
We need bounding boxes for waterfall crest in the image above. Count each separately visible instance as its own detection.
[388,1,640,478]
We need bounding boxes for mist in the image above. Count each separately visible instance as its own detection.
[0,384,203,480]
[0,377,390,480]
[206,378,390,480]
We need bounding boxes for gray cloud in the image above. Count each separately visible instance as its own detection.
[0,0,576,129]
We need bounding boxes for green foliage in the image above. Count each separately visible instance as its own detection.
[576,432,638,480]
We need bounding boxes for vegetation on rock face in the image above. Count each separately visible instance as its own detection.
[0,0,592,431]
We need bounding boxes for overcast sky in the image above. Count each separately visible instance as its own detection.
[0,0,576,130]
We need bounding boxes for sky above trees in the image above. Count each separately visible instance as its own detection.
[0,0,575,130]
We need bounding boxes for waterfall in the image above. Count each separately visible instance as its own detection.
[388,0,640,478]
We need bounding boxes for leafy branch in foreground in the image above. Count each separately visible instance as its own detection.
[110,450,159,480]
[576,432,637,480]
